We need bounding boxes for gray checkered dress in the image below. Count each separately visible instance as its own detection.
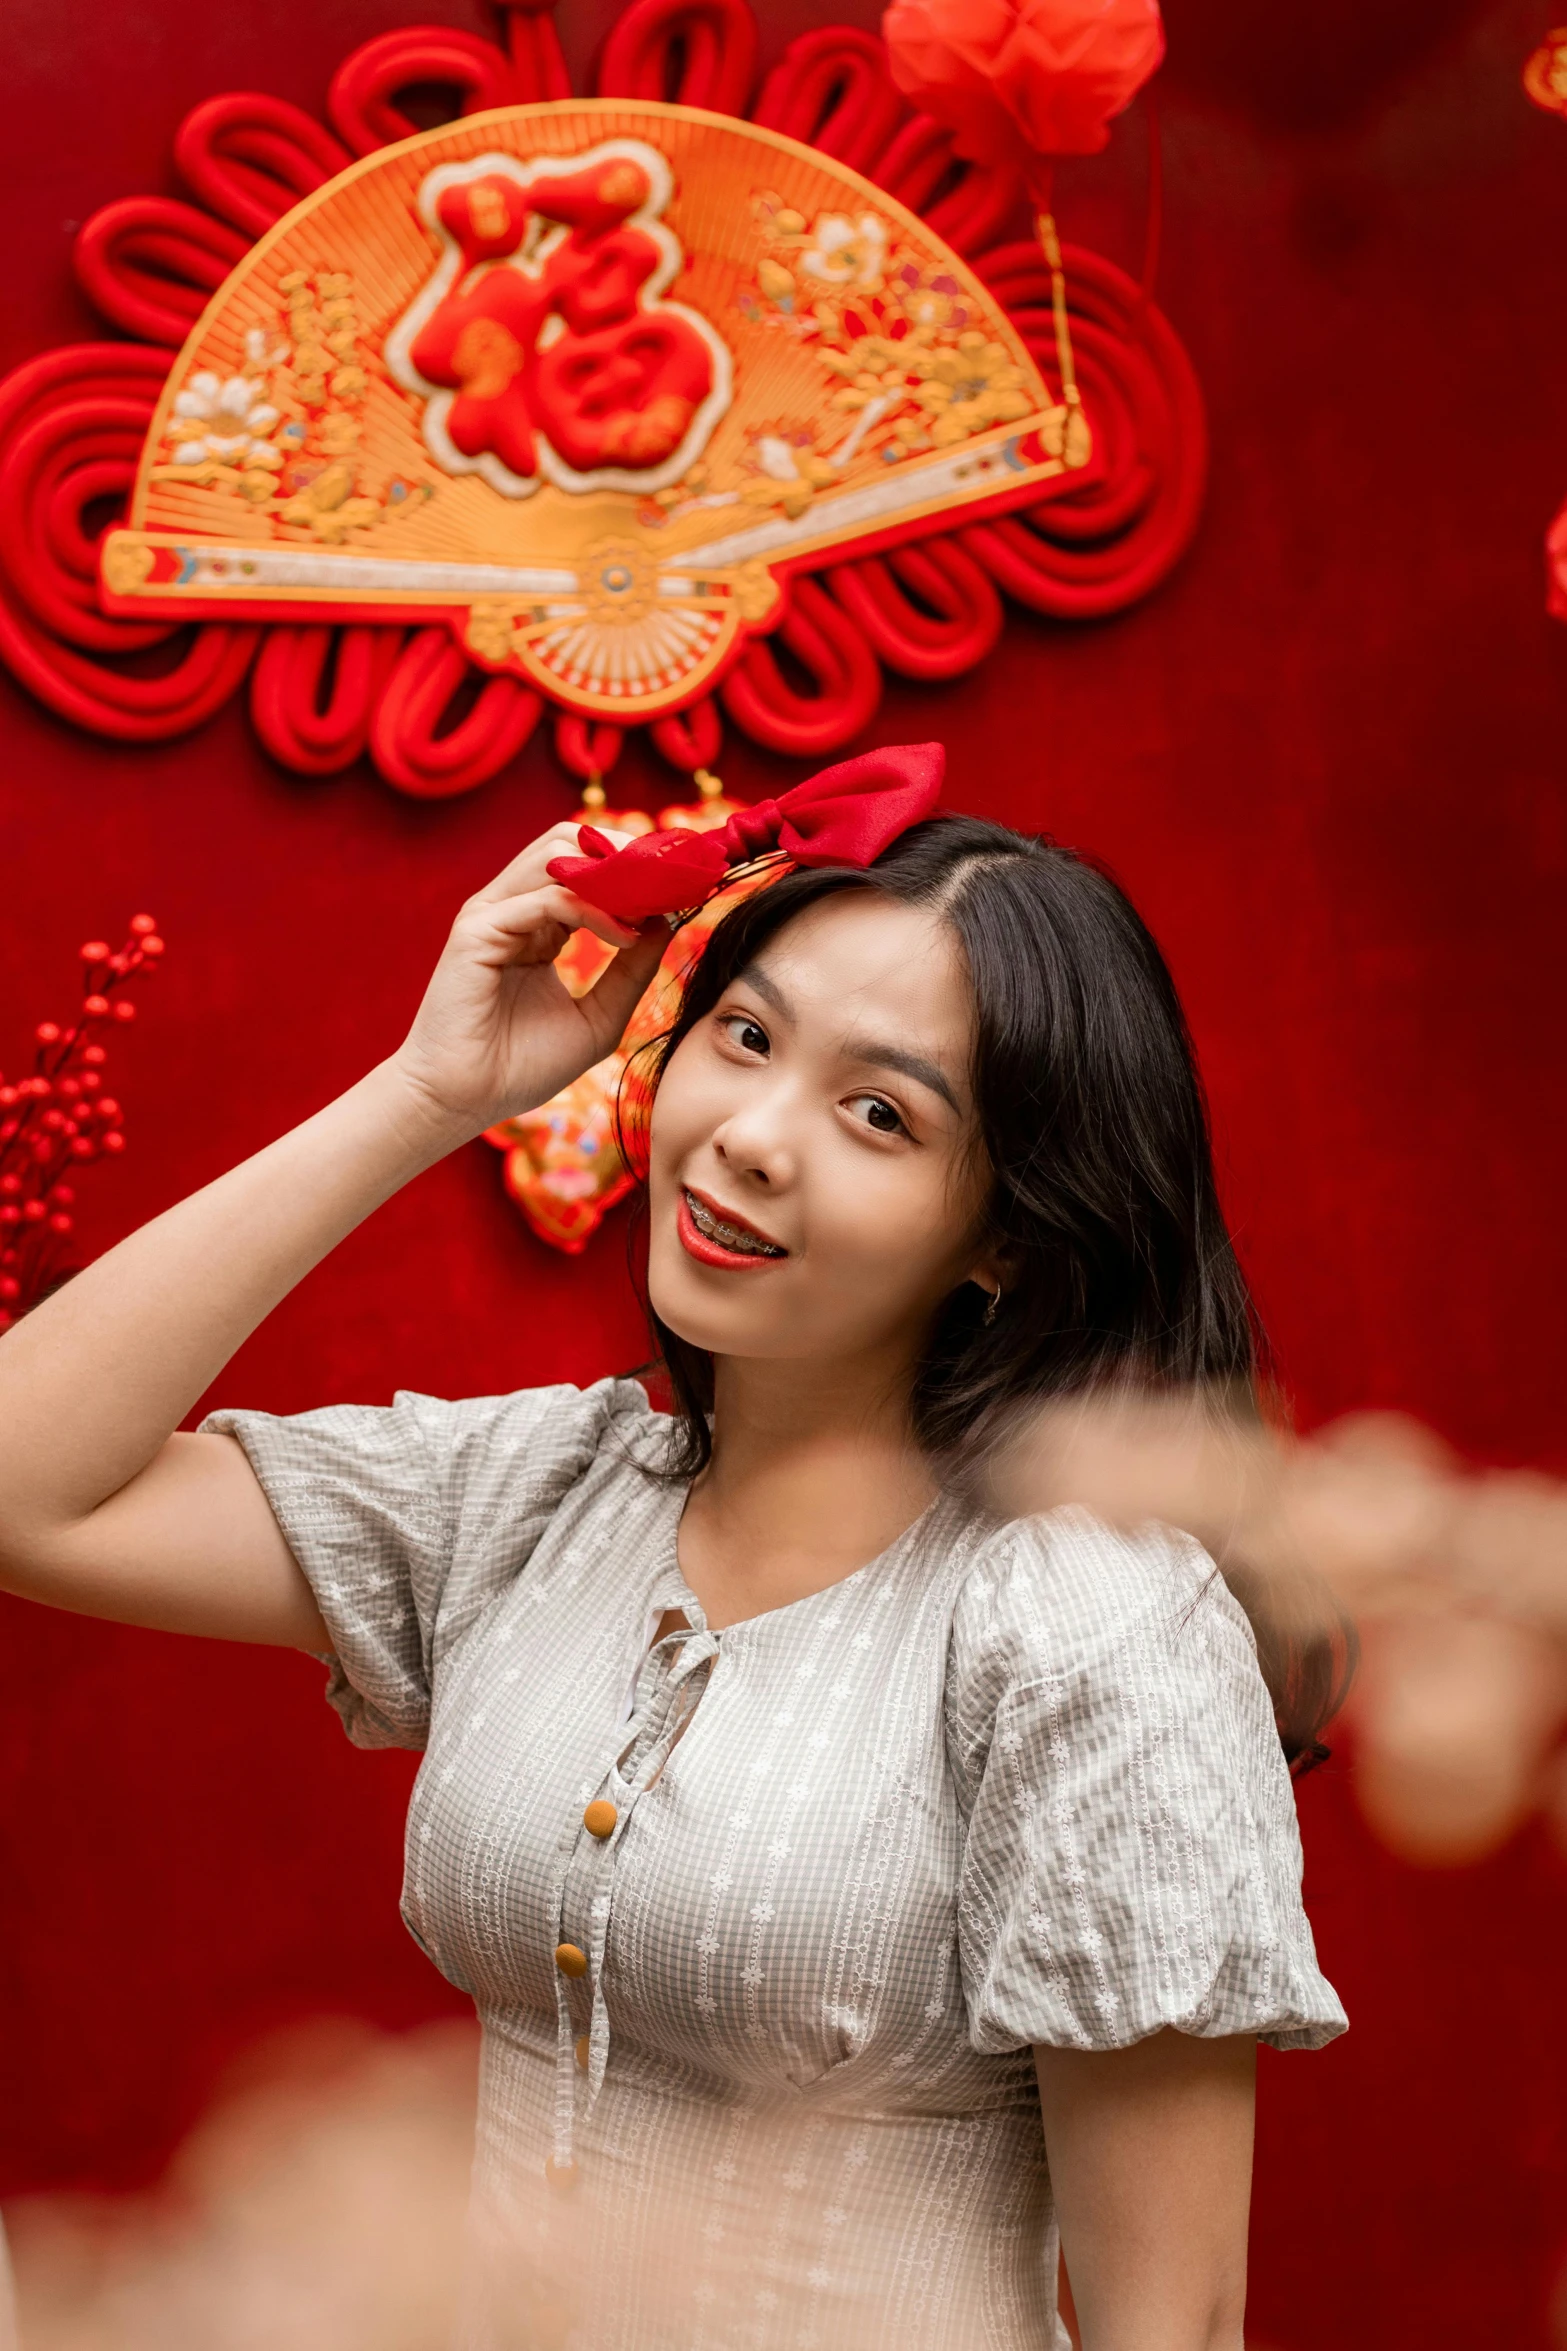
[208,1377,1345,2351]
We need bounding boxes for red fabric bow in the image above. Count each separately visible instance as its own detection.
[546,742,946,924]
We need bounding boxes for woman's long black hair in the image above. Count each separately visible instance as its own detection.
[627,814,1354,1768]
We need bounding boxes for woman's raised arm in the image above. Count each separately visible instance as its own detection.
[0,828,664,1648]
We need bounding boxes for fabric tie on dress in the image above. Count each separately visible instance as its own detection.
[545,741,946,926]
[550,1620,723,2175]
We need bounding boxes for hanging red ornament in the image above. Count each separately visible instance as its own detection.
[647,696,742,833]
[882,0,1164,184]
[1524,28,1567,116]
[656,768,742,832]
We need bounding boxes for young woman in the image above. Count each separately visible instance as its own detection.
[0,746,1345,2351]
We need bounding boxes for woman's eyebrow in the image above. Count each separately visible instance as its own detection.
[734,960,791,1020]
[851,1041,960,1113]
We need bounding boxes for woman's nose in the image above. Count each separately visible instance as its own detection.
[710,1090,797,1189]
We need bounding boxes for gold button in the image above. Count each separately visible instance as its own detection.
[575,2034,591,2072]
[583,1799,618,1840]
[554,1941,588,1978]
[543,2156,578,2192]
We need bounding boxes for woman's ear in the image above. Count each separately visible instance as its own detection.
[965,1260,1006,1319]
[965,1249,1007,1299]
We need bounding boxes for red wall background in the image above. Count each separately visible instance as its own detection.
[2,2,1565,2344]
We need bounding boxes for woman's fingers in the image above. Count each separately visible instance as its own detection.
[473,823,643,906]
[470,884,641,966]
[577,922,669,1052]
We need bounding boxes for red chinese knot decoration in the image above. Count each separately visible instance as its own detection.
[0,0,1203,805]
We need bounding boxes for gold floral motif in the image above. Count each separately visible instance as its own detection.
[155,266,426,542]
[740,182,1092,479]
[824,328,1032,458]
[739,429,836,519]
[99,536,154,595]
[912,339,1034,444]
[730,560,780,624]
[466,600,527,664]
[276,463,383,543]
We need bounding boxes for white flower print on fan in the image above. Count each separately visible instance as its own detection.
[799,212,888,289]
[171,364,282,469]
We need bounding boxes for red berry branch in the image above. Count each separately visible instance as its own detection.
[0,914,165,1333]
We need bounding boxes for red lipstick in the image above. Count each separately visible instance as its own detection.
[677,1187,789,1271]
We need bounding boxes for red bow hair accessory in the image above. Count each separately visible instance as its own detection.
[546,742,946,925]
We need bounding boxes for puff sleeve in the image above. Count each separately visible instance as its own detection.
[203,1376,652,1752]
[947,1507,1346,2055]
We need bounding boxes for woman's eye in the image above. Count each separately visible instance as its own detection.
[845,1093,907,1137]
[719,1014,770,1056]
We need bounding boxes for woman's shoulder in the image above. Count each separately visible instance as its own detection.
[945,1506,1262,1772]
[403,1370,657,1469]
[206,1371,663,1541]
[946,1508,1346,2055]
[953,1504,1250,1669]
[446,1369,661,1495]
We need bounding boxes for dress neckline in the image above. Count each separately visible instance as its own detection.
[655,1485,950,1640]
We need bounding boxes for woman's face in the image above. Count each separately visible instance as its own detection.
[647,893,996,1369]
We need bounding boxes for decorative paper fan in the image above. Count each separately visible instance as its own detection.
[0,0,1204,804]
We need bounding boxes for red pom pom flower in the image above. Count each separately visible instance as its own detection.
[883,0,1164,188]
